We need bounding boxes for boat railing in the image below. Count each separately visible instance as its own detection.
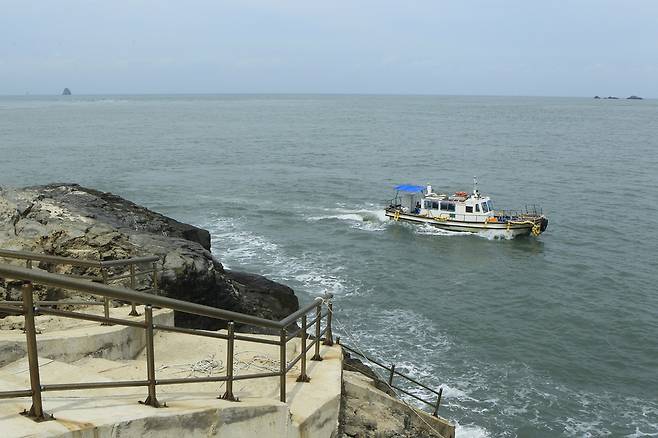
[0,251,334,421]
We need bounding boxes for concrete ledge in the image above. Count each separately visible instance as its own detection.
[0,331,343,438]
[0,306,173,366]
[342,371,455,438]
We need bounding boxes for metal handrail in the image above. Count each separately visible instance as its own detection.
[341,343,443,417]
[0,248,161,318]
[0,261,334,420]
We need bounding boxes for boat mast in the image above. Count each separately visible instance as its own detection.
[473,176,480,198]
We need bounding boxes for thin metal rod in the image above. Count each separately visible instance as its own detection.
[433,388,443,417]
[0,264,283,329]
[42,380,150,391]
[311,304,323,361]
[391,384,435,407]
[143,305,160,407]
[296,314,310,382]
[129,264,139,316]
[0,389,33,399]
[323,301,333,346]
[280,328,287,403]
[151,262,158,295]
[388,364,396,386]
[101,268,111,325]
[36,307,147,328]
[220,321,237,401]
[22,282,45,419]
[232,371,280,381]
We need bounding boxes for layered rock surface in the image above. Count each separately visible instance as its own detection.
[0,184,297,330]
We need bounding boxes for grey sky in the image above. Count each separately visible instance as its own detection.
[2,0,657,96]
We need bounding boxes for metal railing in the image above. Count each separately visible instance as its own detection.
[0,249,160,319]
[341,343,443,417]
[0,261,334,421]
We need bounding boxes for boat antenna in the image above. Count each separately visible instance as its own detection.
[473,176,480,197]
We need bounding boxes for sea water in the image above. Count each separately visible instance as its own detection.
[1,94,657,437]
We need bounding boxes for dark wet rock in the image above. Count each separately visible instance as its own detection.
[227,271,298,322]
[62,88,71,95]
[627,95,643,100]
[0,184,299,330]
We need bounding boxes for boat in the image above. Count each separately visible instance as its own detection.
[385,178,548,237]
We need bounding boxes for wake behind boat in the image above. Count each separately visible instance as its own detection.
[385,179,548,237]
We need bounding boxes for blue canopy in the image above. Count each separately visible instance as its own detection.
[394,184,425,193]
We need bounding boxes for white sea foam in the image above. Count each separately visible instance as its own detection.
[452,422,492,438]
[203,216,356,296]
[306,207,389,231]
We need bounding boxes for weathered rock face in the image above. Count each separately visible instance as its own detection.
[0,184,298,330]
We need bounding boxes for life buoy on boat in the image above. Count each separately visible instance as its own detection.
[454,191,468,197]
[485,217,498,223]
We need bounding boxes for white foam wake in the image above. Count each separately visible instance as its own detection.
[306,207,389,231]
[202,216,358,296]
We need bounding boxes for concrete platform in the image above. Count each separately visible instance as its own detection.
[0,316,342,438]
[0,305,174,366]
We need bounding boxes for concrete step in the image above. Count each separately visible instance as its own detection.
[0,305,174,366]
[0,330,342,438]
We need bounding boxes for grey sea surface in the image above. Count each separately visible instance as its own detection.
[1,94,657,437]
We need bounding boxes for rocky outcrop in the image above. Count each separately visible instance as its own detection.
[0,184,298,330]
[338,371,454,438]
[62,88,71,95]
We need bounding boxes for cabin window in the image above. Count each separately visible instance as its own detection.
[432,201,439,209]
[475,204,480,213]
[424,200,431,209]
[465,206,473,213]
[440,201,455,212]
[482,202,489,213]
[487,200,494,211]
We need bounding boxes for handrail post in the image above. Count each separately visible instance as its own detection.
[432,387,443,417]
[21,282,48,420]
[26,259,32,269]
[220,321,237,401]
[128,264,139,316]
[388,364,395,386]
[296,314,310,382]
[311,303,323,361]
[101,268,111,325]
[151,261,159,295]
[141,304,161,407]
[280,328,287,403]
[322,301,333,346]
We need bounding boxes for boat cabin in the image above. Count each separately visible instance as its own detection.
[394,184,495,221]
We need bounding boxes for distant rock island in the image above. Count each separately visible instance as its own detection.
[594,95,644,100]
[62,88,71,95]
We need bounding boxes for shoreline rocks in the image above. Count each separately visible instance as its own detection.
[0,184,298,330]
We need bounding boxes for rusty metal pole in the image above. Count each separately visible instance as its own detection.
[296,315,310,382]
[21,282,46,419]
[128,264,139,316]
[388,364,396,387]
[311,304,323,361]
[142,305,160,407]
[280,328,287,403]
[322,301,333,346]
[101,268,111,325]
[432,387,443,417]
[151,261,159,295]
[220,321,237,401]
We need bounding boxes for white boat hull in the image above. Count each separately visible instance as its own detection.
[385,210,541,237]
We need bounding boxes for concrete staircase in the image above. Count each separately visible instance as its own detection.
[0,305,342,438]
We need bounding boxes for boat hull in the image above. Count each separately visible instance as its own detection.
[384,209,546,237]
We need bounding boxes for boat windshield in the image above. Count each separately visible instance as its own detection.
[482,202,489,213]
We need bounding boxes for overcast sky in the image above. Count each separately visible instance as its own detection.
[1,0,657,96]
